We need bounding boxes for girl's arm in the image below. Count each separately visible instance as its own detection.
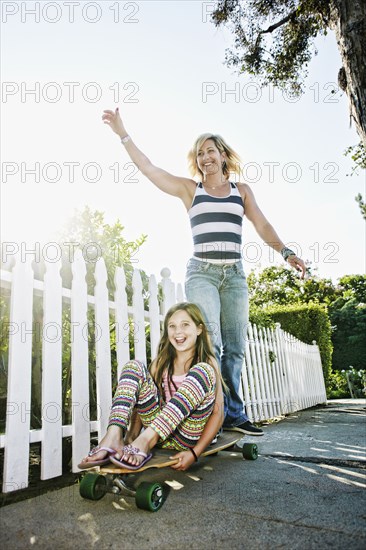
[170,363,224,470]
[102,108,196,209]
[239,183,306,278]
[192,365,224,457]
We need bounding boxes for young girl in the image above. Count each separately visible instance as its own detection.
[78,302,224,471]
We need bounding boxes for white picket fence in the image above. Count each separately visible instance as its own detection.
[0,253,326,493]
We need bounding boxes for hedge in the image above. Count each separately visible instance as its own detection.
[249,303,333,386]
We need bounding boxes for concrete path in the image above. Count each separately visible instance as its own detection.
[1,399,365,549]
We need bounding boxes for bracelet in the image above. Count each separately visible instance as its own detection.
[120,134,131,144]
[189,448,198,462]
[280,247,296,261]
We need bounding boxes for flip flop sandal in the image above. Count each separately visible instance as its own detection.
[77,446,117,470]
[110,444,153,470]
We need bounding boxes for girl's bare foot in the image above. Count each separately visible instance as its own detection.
[79,425,125,466]
[116,427,159,467]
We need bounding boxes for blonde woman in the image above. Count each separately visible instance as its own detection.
[101,108,306,435]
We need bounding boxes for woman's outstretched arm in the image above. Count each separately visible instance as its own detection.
[240,183,307,279]
[102,108,196,208]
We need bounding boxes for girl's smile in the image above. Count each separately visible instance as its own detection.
[167,310,202,352]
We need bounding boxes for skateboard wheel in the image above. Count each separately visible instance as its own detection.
[79,473,107,500]
[242,443,258,460]
[135,481,166,512]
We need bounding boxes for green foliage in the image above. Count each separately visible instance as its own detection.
[345,366,366,398]
[211,0,330,95]
[330,299,366,371]
[344,141,366,219]
[248,264,341,306]
[0,296,10,424]
[248,266,366,394]
[57,205,148,298]
[327,369,350,399]
[258,303,333,385]
[332,274,366,306]
[328,367,366,399]
[345,142,366,175]
[355,194,366,221]
[247,265,302,307]
[249,304,276,328]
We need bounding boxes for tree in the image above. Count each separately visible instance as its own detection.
[0,207,149,429]
[211,1,366,147]
[335,274,366,303]
[247,265,302,307]
[330,298,366,370]
[57,205,148,297]
[248,265,366,371]
[247,264,339,307]
[55,207,150,424]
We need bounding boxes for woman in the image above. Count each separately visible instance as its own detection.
[78,303,224,471]
[101,108,306,435]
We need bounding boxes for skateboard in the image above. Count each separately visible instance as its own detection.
[79,431,259,511]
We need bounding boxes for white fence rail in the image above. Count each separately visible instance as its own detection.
[0,254,326,493]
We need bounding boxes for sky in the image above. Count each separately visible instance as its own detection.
[1,0,365,287]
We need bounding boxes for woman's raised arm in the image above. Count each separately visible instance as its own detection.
[102,108,196,208]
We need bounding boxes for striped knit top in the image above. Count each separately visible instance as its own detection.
[188,181,244,264]
[162,371,186,402]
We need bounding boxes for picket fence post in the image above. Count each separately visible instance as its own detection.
[148,274,161,360]
[41,259,63,480]
[132,268,147,365]
[94,258,113,439]
[114,265,130,379]
[3,257,34,493]
[70,250,90,472]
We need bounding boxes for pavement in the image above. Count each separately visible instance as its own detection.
[1,399,365,549]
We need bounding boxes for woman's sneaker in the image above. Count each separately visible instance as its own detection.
[225,421,263,436]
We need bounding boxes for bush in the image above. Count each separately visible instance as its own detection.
[327,370,350,399]
[345,366,366,398]
[250,303,333,388]
[330,300,366,371]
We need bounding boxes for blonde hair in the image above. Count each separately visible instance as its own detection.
[187,133,242,180]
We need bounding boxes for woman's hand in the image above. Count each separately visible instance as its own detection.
[287,255,307,279]
[102,107,126,138]
[169,450,196,471]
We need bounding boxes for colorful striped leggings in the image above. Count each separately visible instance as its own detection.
[108,360,216,450]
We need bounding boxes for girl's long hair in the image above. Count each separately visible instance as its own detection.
[187,133,242,181]
[152,302,218,400]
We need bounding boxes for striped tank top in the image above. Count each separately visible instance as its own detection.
[188,181,244,264]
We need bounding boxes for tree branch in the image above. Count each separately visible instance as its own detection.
[260,10,297,35]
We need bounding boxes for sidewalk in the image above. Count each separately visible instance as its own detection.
[1,399,365,549]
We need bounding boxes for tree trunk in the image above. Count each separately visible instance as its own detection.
[329,0,366,147]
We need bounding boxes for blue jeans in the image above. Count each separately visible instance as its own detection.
[185,257,249,427]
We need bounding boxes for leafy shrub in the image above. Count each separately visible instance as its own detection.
[250,303,333,388]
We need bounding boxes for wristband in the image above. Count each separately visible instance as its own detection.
[280,247,296,261]
[120,134,131,144]
[189,448,198,462]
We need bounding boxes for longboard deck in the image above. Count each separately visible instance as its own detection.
[99,431,242,474]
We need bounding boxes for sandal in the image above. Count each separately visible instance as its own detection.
[77,446,117,470]
[110,444,152,470]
